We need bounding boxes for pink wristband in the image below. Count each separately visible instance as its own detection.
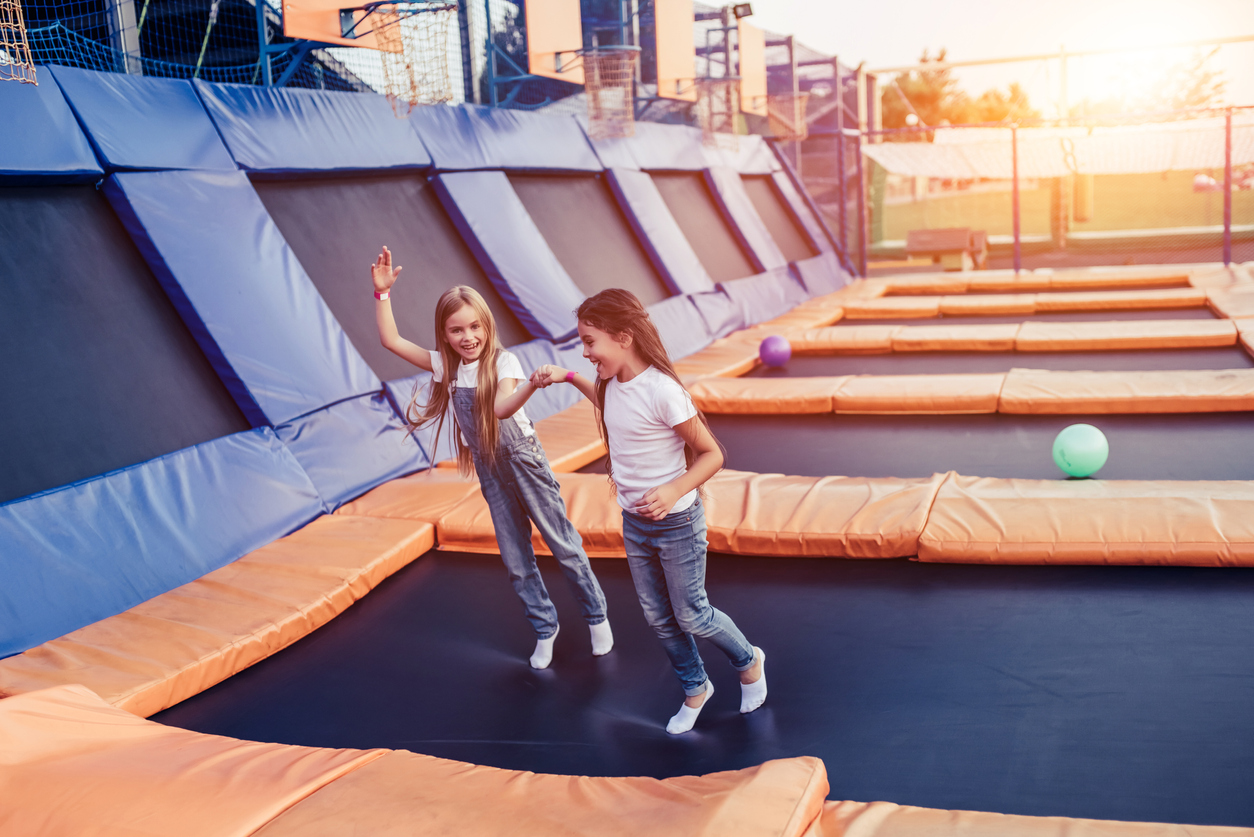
[374,290,389,301]
[565,370,576,383]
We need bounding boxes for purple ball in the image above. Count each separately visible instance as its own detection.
[759,334,792,367]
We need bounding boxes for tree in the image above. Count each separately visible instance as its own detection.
[880,49,1039,138]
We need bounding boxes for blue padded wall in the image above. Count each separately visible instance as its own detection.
[769,170,832,255]
[605,168,715,296]
[689,288,745,339]
[0,67,103,182]
[433,171,586,342]
[648,293,715,360]
[587,123,777,175]
[411,105,600,172]
[793,252,852,295]
[704,166,788,273]
[276,392,427,510]
[722,267,810,326]
[194,81,431,175]
[50,66,235,172]
[0,428,323,657]
[104,170,380,426]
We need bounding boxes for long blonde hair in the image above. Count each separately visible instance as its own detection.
[408,286,504,475]
[575,288,721,493]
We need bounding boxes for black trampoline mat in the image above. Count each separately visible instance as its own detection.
[650,172,758,283]
[740,175,817,263]
[842,308,1217,326]
[154,550,1254,827]
[507,173,673,307]
[0,186,250,505]
[745,346,1254,377]
[253,173,531,382]
[706,412,1254,481]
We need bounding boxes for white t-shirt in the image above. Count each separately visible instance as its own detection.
[603,366,698,514]
[432,350,535,437]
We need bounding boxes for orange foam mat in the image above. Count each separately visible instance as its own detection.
[534,399,606,473]
[834,373,1006,414]
[793,325,901,354]
[891,323,1021,352]
[999,368,1254,414]
[254,750,829,837]
[842,296,942,319]
[0,684,385,837]
[805,800,1254,837]
[675,337,764,382]
[1045,268,1188,290]
[967,272,1054,292]
[1032,287,1207,311]
[0,515,435,717]
[1015,319,1237,351]
[690,376,849,414]
[917,474,1254,566]
[335,466,483,522]
[1208,285,1254,319]
[879,273,971,295]
[702,470,950,558]
[940,293,1037,315]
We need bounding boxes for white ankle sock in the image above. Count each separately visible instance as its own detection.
[530,625,559,669]
[589,620,614,656]
[740,647,767,714]
[666,680,713,735]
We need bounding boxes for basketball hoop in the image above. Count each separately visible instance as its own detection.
[579,45,639,140]
[0,0,37,84]
[696,78,740,149]
[767,92,809,141]
[371,2,457,116]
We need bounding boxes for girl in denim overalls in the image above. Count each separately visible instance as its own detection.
[372,248,612,669]
[532,288,766,733]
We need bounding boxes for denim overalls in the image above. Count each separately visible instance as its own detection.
[450,375,607,639]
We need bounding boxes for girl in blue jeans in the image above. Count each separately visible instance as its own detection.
[533,288,766,733]
[371,247,612,670]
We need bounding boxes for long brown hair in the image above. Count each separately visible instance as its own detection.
[575,288,721,492]
[407,286,504,475]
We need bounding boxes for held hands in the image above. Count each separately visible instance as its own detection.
[530,364,569,389]
[372,245,402,294]
[636,482,682,521]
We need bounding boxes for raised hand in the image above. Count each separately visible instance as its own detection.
[372,245,402,294]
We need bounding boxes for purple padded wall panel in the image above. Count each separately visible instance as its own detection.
[433,171,585,341]
[585,122,775,175]
[769,170,832,255]
[688,288,746,339]
[701,133,777,175]
[605,168,715,295]
[704,166,788,272]
[276,392,427,510]
[50,66,235,172]
[0,428,322,657]
[648,294,714,360]
[792,252,851,295]
[0,66,102,182]
[721,267,809,326]
[411,105,601,172]
[104,171,380,426]
[194,81,431,174]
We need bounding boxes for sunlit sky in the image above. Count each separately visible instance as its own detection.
[745,0,1254,116]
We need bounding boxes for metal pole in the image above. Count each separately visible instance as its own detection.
[257,0,271,86]
[856,128,868,277]
[834,57,847,258]
[1012,124,1021,272]
[1224,107,1233,265]
[787,35,801,176]
[1059,45,1067,122]
[485,0,496,106]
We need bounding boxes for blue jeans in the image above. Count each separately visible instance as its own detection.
[475,434,608,639]
[622,498,755,696]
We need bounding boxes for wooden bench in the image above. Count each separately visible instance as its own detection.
[906,227,988,271]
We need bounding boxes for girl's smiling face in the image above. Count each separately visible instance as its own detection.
[578,320,633,381]
[443,303,486,363]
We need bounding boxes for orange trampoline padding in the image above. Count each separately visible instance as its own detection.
[0,515,435,717]
[834,373,1006,414]
[917,475,1254,565]
[966,272,1053,292]
[806,799,1253,837]
[1032,287,1207,311]
[703,470,949,558]
[535,400,606,473]
[0,685,384,837]
[841,296,941,319]
[1015,319,1237,351]
[1045,267,1189,290]
[675,337,763,382]
[939,293,1037,315]
[335,466,482,522]
[999,367,1254,414]
[255,750,829,837]
[793,325,901,354]
[891,323,1021,352]
[690,376,849,414]
[879,273,970,295]
[1208,285,1254,319]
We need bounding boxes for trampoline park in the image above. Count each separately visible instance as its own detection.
[4,36,1254,837]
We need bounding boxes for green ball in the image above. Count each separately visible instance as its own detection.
[1052,423,1109,478]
